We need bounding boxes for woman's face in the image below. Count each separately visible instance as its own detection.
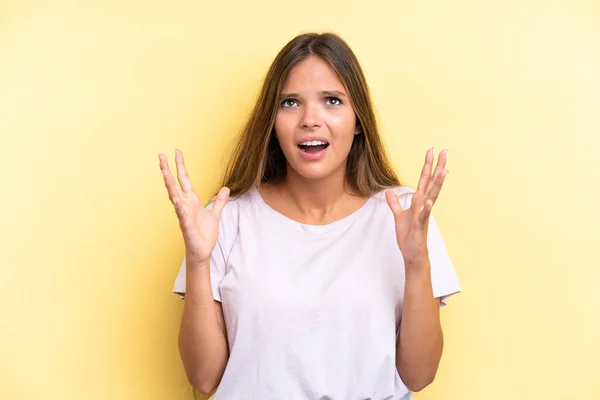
[274,56,360,182]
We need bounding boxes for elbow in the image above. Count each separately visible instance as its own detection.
[180,355,226,395]
[194,383,216,396]
[398,363,437,393]
[178,339,227,395]
[183,361,222,395]
[188,374,219,395]
[404,373,436,393]
[182,359,226,394]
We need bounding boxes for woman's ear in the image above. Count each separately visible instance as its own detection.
[354,116,362,135]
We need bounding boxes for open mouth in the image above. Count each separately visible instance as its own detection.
[298,142,330,154]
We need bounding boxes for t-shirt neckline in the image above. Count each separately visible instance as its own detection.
[250,187,375,234]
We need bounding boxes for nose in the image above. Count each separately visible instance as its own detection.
[300,103,322,129]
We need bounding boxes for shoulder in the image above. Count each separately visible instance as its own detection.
[206,187,261,230]
[204,190,255,247]
[206,191,248,221]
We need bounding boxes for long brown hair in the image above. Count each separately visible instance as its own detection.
[219,32,400,197]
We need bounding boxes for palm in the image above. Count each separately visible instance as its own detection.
[386,149,449,266]
[180,192,222,262]
[159,149,230,264]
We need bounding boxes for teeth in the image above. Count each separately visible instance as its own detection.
[300,140,327,146]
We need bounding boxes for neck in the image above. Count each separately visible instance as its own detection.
[280,163,357,215]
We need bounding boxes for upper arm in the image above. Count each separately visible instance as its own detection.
[214,300,226,336]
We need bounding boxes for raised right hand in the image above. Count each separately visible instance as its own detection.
[159,149,230,265]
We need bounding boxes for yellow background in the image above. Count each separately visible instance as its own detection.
[1,1,599,399]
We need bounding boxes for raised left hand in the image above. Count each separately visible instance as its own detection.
[385,148,449,269]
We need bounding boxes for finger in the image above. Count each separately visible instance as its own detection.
[425,149,448,195]
[416,148,434,194]
[159,154,183,205]
[211,187,231,217]
[426,168,449,205]
[175,149,194,193]
[385,189,404,217]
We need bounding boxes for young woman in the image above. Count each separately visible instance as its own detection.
[160,32,461,400]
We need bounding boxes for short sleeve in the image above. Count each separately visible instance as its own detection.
[172,198,237,302]
[426,214,461,306]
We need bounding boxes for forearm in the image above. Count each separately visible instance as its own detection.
[396,260,443,392]
[179,259,229,394]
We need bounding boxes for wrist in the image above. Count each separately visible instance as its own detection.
[185,255,210,270]
[404,257,431,276]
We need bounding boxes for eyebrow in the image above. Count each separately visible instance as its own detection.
[279,90,348,99]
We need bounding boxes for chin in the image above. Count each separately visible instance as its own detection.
[290,163,340,182]
[298,172,331,181]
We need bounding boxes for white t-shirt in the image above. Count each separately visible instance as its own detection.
[173,186,461,400]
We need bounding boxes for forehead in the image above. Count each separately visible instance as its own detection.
[282,56,345,92]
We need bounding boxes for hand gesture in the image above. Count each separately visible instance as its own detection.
[159,149,230,265]
[385,148,449,268]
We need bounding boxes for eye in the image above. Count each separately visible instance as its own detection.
[281,99,298,107]
[326,97,342,105]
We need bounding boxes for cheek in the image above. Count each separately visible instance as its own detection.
[274,113,294,143]
[330,111,358,142]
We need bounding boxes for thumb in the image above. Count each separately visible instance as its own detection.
[385,189,404,218]
[211,187,230,217]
